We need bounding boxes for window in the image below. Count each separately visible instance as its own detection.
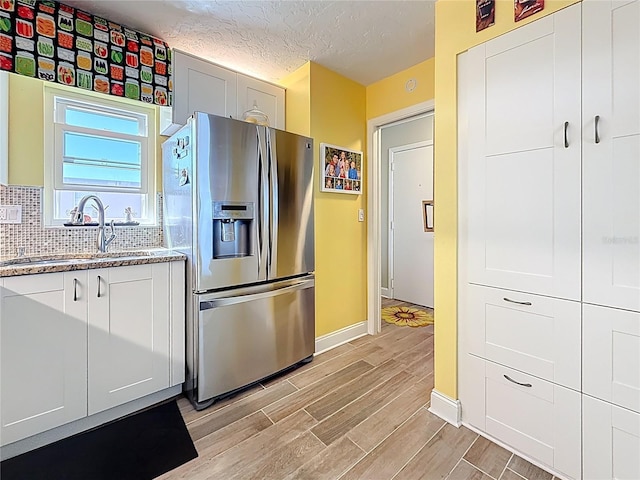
[44,88,157,225]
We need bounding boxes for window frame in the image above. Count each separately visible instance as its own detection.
[43,86,157,226]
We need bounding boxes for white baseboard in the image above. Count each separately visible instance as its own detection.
[381,287,390,298]
[315,321,368,355]
[428,389,461,427]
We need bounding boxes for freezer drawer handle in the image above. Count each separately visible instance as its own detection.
[503,374,532,388]
[503,297,531,306]
[200,280,313,310]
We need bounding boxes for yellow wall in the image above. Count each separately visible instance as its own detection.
[366,57,435,120]
[282,63,311,137]
[8,73,163,191]
[8,75,44,186]
[283,62,368,337]
[434,0,581,399]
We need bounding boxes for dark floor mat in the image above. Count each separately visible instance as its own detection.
[0,400,198,480]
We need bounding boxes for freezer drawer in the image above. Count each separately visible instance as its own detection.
[196,276,315,404]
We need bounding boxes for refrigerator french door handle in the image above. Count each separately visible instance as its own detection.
[199,278,314,310]
[268,129,279,278]
[257,126,269,280]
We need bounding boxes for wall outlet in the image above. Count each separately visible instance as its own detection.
[0,205,22,224]
[358,209,365,222]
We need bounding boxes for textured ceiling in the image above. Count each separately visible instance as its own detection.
[59,0,435,86]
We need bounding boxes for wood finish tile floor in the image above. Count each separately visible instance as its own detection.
[160,302,558,480]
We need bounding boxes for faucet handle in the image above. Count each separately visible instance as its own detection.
[105,220,117,248]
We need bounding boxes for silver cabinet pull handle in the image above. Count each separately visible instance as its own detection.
[73,278,78,302]
[595,115,600,144]
[97,275,102,298]
[504,374,532,388]
[564,121,569,148]
[503,297,532,306]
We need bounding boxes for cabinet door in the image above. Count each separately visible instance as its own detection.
[582,0,640,312]
[237,73,285,130]
[465,284,581,390]
[484,361,581,480]
[0,272,87,445]
[172,50,237,126]
[583,304,640,414]
[583,395,640,480]
[466,5,581,300]
[88,264,170,415]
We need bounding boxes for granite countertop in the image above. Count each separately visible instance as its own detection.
[0,249,186,277]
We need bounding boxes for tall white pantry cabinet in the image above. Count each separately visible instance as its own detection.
[458,2,640,479]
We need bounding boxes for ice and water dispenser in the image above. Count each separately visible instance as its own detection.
[212,202,254,258]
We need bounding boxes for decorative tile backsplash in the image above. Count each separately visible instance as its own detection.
[0,185,163,258]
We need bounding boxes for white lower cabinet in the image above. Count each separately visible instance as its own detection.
[0,272,88,445]
[583,304,640,414]
[465,284,581,390]
[88,263,171,415]
[463,358,581,480]
[583,395,640,480]
[0,260,185,446]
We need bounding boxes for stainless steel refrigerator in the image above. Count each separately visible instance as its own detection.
[162,112,315,410]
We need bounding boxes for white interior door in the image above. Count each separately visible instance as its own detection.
[390,141,434,307]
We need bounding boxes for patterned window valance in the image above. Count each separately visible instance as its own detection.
[0,0,172,106]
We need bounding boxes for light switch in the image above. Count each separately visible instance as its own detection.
[358,209,365,222]
[0,205,22,224]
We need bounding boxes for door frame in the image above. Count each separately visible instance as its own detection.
[388,140,432,301]
[366,100,435,335]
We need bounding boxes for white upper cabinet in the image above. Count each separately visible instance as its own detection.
[162,50,238,136]
[237,73,285,130]
[466,5,582,301]
[582,0,640,312]
[161,50,285,135]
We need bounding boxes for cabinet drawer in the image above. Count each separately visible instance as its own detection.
[583,304,640,413]
[484,361,581,480]
[2,272,64,295]
[465,284,581,390]
[583,395,640,480]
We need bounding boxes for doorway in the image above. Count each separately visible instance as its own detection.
[389,141,434,307]
[367,101,435,335]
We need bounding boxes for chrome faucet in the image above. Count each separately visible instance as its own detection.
[73,195,116,252]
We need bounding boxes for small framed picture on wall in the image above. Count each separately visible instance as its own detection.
[320,143,363,195]
[476,0,496,32]
[515,0,544,22]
